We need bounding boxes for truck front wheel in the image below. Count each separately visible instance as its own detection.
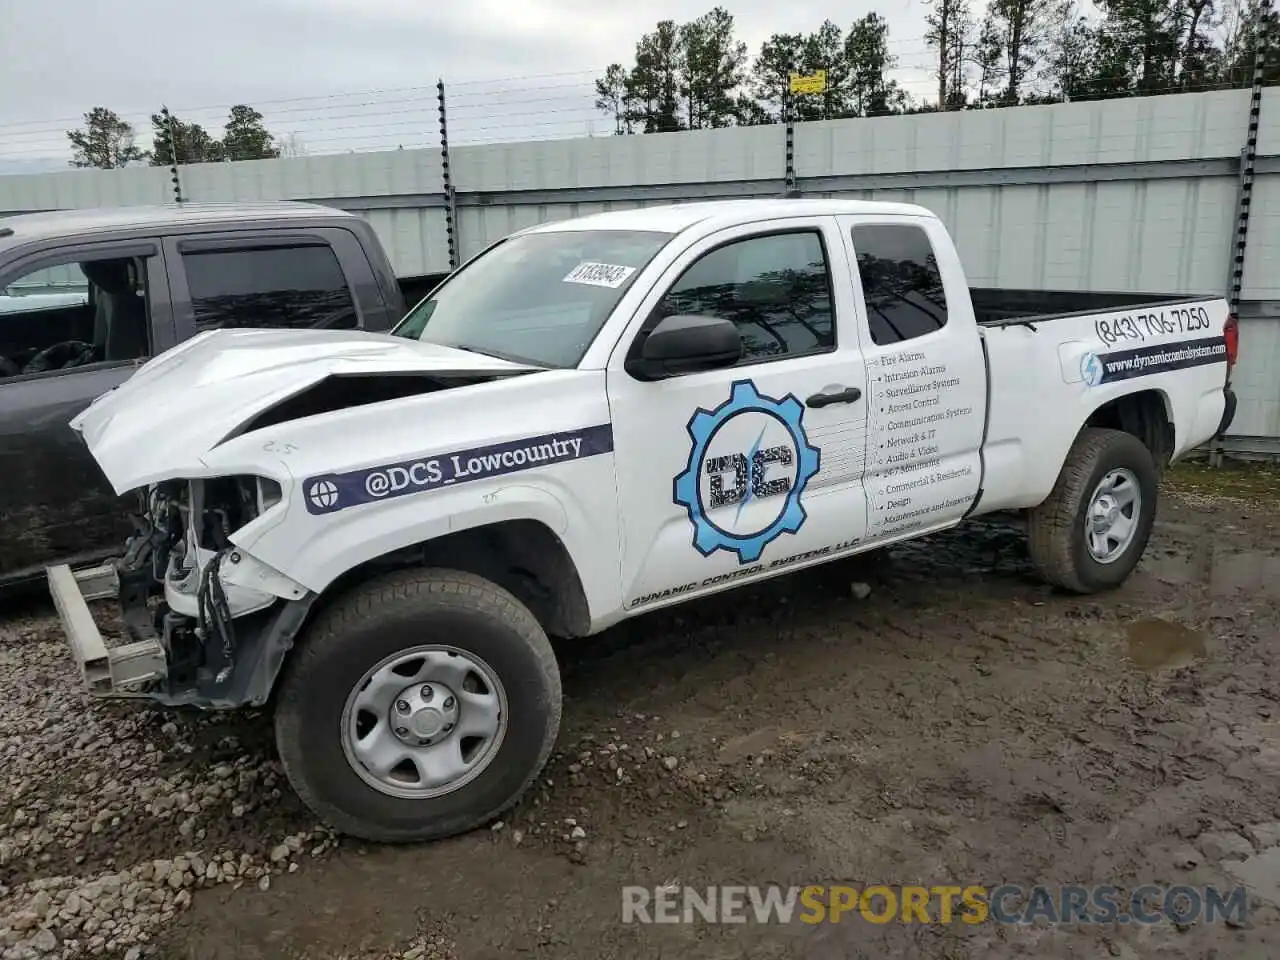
[273,568,561,843]
[1026,427,1159,594]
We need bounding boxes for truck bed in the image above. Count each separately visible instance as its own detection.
[971,287,1218,327]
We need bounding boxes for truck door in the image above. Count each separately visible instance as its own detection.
[0,241,174,582]
[835,215,985,542]
[606,216,871,613]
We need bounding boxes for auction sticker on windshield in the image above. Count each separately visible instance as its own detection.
[563,261,637,288]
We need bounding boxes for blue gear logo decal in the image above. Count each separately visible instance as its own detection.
[673,380,821,564]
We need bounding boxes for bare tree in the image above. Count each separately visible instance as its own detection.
[277,132,308,158]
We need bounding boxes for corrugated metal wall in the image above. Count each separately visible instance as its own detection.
[1,88,1277,451]
[0,150,452,277]
[796,92,1250,296]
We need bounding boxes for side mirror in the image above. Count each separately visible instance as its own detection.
[626,314,742,381]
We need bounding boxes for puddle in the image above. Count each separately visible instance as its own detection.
[1125,618,1207,672]
[1142,546,1280,599]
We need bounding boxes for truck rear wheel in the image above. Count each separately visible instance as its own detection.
[273,568,561,843]
[1026,427,1159,594]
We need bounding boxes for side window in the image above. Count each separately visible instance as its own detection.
[0,255,152,380]
[0,265,89,312]
[181,244,357,333]
[654,230,835,364]
[851,224,949,346]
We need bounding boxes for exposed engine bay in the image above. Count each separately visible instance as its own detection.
[114,474,310,706]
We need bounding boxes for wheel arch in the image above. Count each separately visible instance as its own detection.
[237,515,590,708]
[309,517,593,642]
[1083,388,1174,470]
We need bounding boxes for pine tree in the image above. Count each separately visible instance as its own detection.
[926,0,975,109]
[625,21,683,132]
[678,7,749,128]
[66,108,146,168]
[221,105,279,162]
[149,113,224,165]
[846,13,906,116]
[594,64,633,134]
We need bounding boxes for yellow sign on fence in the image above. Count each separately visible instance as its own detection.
[789,70,827,95]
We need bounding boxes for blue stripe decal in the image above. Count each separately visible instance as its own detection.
[1082,336,1227,386]
[302,423,614,515]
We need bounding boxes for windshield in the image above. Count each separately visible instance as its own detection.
[393,229,672,367]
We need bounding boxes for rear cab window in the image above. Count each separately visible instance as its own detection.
[180,244,358,333]
[850,223,949,346]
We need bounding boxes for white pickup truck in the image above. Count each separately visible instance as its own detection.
[48,198,1238,843]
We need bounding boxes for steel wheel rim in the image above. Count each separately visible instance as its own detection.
[340,644,508,800]
[1084,467,1142,564]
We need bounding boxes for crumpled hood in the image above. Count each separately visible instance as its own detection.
[72,327,540,493]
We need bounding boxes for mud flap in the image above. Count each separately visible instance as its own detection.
[1216,387,1237,439]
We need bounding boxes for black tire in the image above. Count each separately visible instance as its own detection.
[1026,427,1159,594]
[273,567,561,843]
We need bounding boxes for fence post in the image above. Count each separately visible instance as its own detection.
[437,79,459,271]
[1217,5,1274,465]
[783,87,798,198]
[1227,10,1271,315]
[159,105,183,204]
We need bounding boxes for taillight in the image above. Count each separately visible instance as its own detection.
[1224,313,1239,371]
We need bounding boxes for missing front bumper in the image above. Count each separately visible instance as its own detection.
[46,561,168,697]
[48,557,319,709]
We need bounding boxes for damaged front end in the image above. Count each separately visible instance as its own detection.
[45,328,548,708]
[47,475,315,709]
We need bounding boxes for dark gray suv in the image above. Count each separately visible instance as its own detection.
[0,201,430,593]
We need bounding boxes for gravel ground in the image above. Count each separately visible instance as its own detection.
[2,460,1279,959]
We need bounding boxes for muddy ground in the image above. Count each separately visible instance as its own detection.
[3,460,1280,959]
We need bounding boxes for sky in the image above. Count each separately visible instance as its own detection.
[0,0,940,170]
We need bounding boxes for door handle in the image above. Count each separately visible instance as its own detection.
[806,386,862,408]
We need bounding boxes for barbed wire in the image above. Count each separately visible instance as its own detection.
[0,47,1268,167]
[0,117,1257,163]
[0,61,1254,141]
[0,38,1024,142]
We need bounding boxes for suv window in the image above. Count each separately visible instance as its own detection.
[182,244,357,333]
[653,230,835,364]
[851,224,949,346]
[0,255,151,379]
[0,264,89,312]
